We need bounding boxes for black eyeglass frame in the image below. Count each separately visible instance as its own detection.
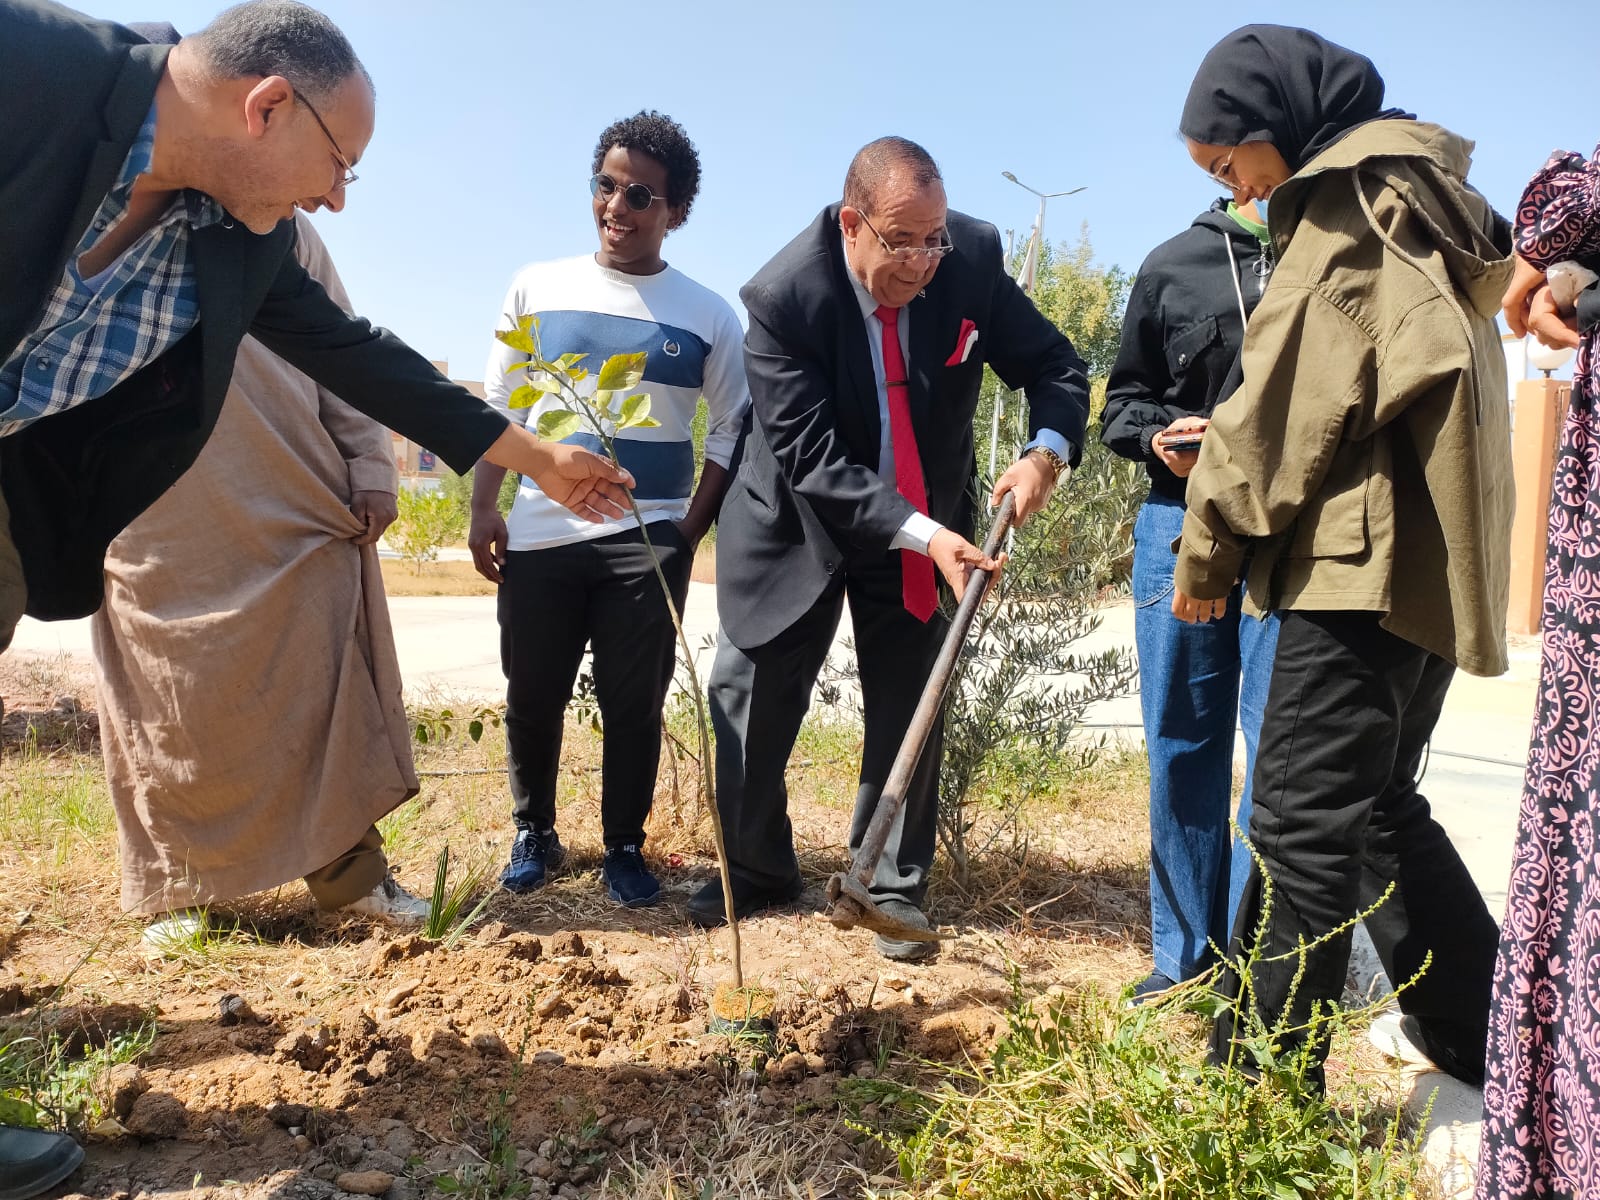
[292,88,359,190]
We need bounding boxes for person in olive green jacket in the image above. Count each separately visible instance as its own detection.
[1171,25,1512,1087]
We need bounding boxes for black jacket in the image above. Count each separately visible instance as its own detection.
[716,203,1090,649]
[1101,201,1269,501]
[0,0,507,618]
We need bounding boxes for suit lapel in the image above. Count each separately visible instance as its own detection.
[59,141,133,273]
[59,46,172,275]
[826,228,882,460]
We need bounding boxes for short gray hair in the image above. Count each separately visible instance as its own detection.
[842,136,942,214]
[190,1,372,104]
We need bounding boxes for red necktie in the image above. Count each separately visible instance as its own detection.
[874,304,937,622]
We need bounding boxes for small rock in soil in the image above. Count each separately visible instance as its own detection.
[621,1117,653,1138]
[283,1178,335,1200]
[361,1150,407,1176]
[546,931,586,957]
[333,1170,396,1196]
[382,979,420,1010]
[217,993,255,1025]
[125,1090,186,1138]
[325,1131,366,1167]
[470,1031,510,1056]
[100,1062,148,1120]
[534,990,567,1018]
[505,932,543,961]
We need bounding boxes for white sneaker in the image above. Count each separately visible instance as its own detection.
[337,876,429,926]
[1367,1009,1432,1068]
[142,909,207,953]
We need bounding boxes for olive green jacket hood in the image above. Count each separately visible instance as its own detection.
[1175,119,1516,676]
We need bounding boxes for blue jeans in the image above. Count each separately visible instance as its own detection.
[1132,493,1279,982]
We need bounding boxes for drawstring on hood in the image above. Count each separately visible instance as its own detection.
[1270,119,1513,424]
[1223,235,1250,333]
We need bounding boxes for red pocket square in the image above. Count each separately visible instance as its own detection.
[945,319,980,366]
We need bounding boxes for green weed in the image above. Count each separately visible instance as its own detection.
[0,1023,155,1131]
[422,846,496,946]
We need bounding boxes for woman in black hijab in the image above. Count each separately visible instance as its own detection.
[1163,25,1512,1097]
[1179,24,1413,190]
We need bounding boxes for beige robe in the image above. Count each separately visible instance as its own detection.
[91,215,418,914]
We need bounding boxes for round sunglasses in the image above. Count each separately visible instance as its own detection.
[590,173,666,212]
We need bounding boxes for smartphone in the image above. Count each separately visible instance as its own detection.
[1162,429,1206,452]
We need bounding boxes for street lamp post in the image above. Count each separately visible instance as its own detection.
[991,172,1087,478]
[1001,172,1085,295]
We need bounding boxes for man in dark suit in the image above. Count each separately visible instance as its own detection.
[0,0,630,655]
[0,4,630,1192]
[688,137,1090,960]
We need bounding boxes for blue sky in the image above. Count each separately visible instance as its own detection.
[95,0,1595,379]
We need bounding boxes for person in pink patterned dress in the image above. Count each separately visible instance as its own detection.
[1478,148,1600,1200]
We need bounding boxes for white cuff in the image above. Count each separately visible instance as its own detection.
[890,511,944,556]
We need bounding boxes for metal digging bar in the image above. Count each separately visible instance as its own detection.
[825,492,1017,940]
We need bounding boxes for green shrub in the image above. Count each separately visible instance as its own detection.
[390,486,469,575]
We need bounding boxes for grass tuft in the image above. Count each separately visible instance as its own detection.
[423,846,497,946]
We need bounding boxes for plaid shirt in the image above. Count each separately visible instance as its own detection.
[0,104,225,437]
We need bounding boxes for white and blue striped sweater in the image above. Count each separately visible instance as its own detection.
[483,254,749,551]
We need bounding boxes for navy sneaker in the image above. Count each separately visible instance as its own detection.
[602,845,661,908]
[500,828,565,893]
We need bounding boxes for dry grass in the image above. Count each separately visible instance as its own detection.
[378,557,498,597]
[377,542,715,598]
[595,1084,874,1199]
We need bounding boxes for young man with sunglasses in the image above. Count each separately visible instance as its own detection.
[473,112,749,908]
[693,137,1090,959]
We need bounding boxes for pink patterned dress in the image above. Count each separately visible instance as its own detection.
[1478,148,1600,1200]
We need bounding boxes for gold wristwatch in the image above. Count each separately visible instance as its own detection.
[1025,444,1069,479]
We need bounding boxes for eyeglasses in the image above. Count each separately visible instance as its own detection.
[1206,147,1238,189]
[854,210,954,262]
[292,88,359,190]
[590,173,666,212]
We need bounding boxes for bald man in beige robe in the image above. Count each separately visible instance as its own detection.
[91,214,428,946]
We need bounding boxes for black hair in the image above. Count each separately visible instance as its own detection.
[592,111,702,225]
[842,136,942,213]
[191,1,372,104]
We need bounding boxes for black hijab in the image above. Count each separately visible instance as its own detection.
[1179,25,1415,171]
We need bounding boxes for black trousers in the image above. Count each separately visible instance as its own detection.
[708,557,947,903]
[1211,610,1499,1082]
[498,524,692,848]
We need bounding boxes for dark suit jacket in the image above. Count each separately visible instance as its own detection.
[716,203,1089,648]
[0,0,507,618]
